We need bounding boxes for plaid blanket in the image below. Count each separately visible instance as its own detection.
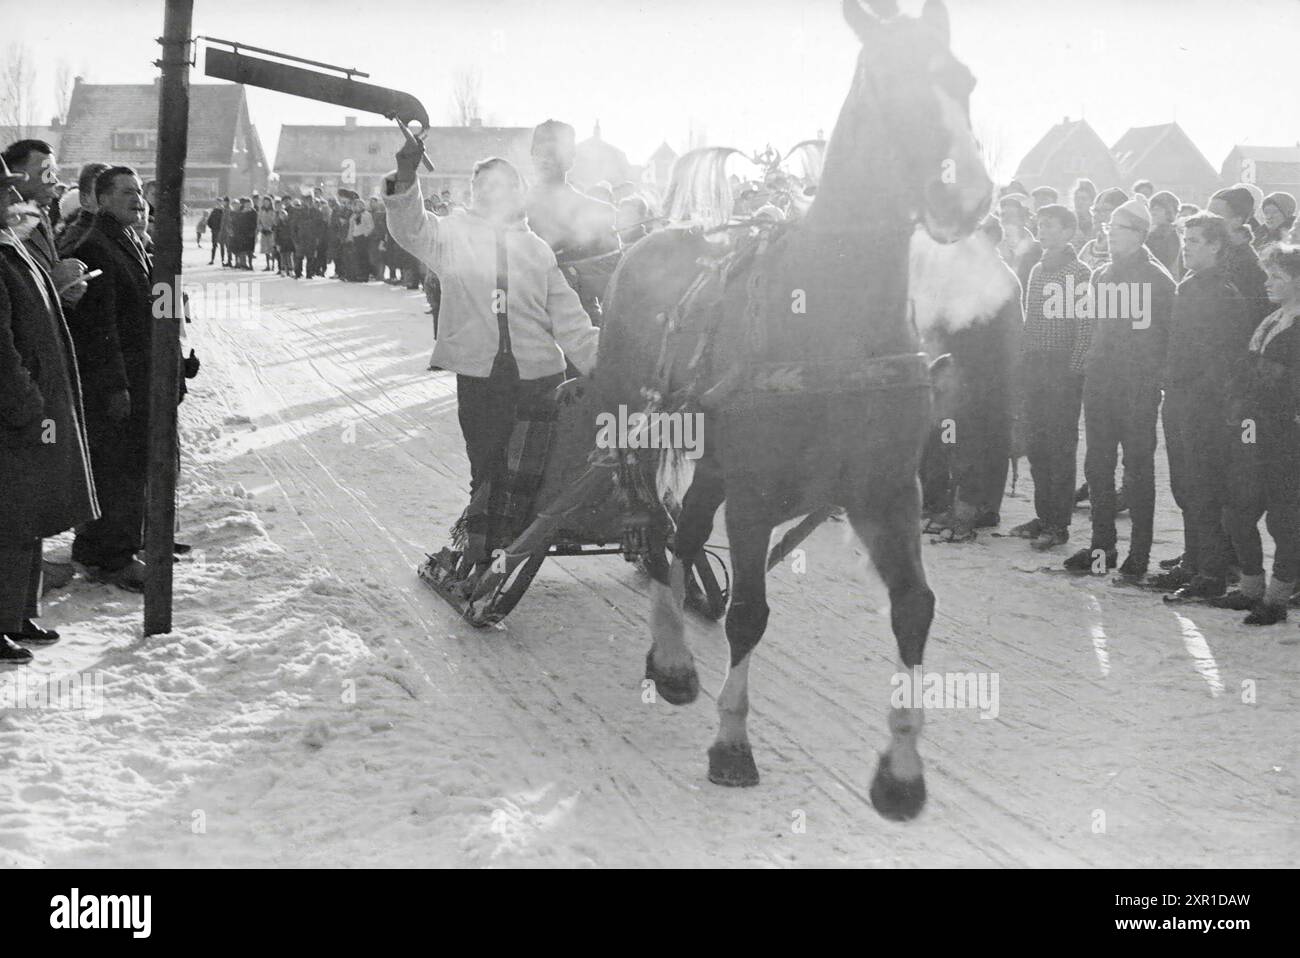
[450,376,562,571]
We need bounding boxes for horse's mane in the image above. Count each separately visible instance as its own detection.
[661,147,741,229]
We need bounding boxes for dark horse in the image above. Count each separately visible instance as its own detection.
[594,0,992,820]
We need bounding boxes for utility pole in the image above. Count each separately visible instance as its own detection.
[144,0,193,635]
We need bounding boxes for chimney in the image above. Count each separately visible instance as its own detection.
[593,120,601,139]
[74,75,83,86]
[344,116,357,128]
[469,116,482,128]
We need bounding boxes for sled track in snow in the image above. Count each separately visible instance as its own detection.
[185,259,1298,866]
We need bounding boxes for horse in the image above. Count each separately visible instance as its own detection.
[593,0,992,820]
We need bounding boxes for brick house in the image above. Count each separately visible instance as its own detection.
[1111,122,1220,207]
[55,78,268,207]
[1013,117,1122,196]
[1220,145,1300,198]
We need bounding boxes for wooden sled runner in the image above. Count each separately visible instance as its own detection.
[418,383,729,628]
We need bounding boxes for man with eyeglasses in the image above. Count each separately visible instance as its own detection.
[1065,197,1175,579]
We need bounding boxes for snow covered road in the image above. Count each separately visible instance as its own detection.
[3,247,1296,867]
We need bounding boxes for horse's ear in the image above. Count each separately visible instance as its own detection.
[921,0,951,47]
[842,0,880,42]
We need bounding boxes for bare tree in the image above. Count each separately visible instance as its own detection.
[52,59,74,124]
[0,42,38,137]
[449,67,481,126]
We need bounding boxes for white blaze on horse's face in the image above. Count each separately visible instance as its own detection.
[925,83,991,243]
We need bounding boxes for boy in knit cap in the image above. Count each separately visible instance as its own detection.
[1065,196,1175,578]
[1009,204,1092,550]
[1146,190,1182,279]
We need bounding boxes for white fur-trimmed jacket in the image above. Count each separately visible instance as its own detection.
[383,179,599,380]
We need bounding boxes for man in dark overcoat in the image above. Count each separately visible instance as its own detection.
[0,158,98,663]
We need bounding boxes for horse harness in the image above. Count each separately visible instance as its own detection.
[645,220,931,419]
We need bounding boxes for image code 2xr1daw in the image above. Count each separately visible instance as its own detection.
[0,0,1293,934]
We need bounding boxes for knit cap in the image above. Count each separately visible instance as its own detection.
[1110,195,1151,232]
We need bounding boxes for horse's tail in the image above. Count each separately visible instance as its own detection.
[662,146,741,229]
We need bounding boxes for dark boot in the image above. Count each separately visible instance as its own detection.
[1117,554,1148,580]
[0,636,34,666]
[1163,577,1226,603]
[1146,565,1194,591]
[1243,603,1287,626]
[1064,547,1116,573]
[1208,590,1261,611]
[3,619,60,646]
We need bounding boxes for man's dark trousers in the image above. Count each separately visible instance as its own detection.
[1084,376,1161,562]
[1023,351,1083,530]
[71,411,147,571]
[1162,387,1232,581]
[0,538,42,633]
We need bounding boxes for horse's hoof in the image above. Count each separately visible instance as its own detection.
[644,650,699,706]
[707,741,760,787]
[869,752,926,821]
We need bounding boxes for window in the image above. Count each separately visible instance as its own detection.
[113,130,158,151]
[184,178,219,201]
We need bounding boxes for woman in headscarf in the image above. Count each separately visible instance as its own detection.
[1255,192,1296,250]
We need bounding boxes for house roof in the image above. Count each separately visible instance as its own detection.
[57,81,258,174]
[1111,122,1218,186]
[274,123,534,178]
[572,122,632,187]
[649,141,677,164]
[1111,123,1176,173]
[1014,118,1118,184]
[1225,144,1300,163]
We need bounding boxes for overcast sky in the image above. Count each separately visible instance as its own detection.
[10,0,1299,181]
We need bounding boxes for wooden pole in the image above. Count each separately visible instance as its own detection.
[144,0,193,635]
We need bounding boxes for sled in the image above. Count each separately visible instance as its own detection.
[418,383,729,629]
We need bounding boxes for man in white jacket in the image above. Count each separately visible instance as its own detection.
[384,132,600,586]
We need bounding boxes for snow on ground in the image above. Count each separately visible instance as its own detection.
[1,245,1297,868]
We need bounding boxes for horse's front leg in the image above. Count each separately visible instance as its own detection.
[644,466,724,705]
[848,480,935,821]
[707,502,772,787]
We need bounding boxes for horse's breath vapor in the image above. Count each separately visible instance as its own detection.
[908,226,1017,334]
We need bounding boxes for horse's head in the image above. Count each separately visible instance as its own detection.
[841,0,991,242]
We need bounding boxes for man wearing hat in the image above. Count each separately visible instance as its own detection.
[1146,190,1182,279]
[1209,187,1270,323]
[996,194,1041,291]
[1064,196,1175,578]
[0,155,98,664]
[525,119,617,323]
